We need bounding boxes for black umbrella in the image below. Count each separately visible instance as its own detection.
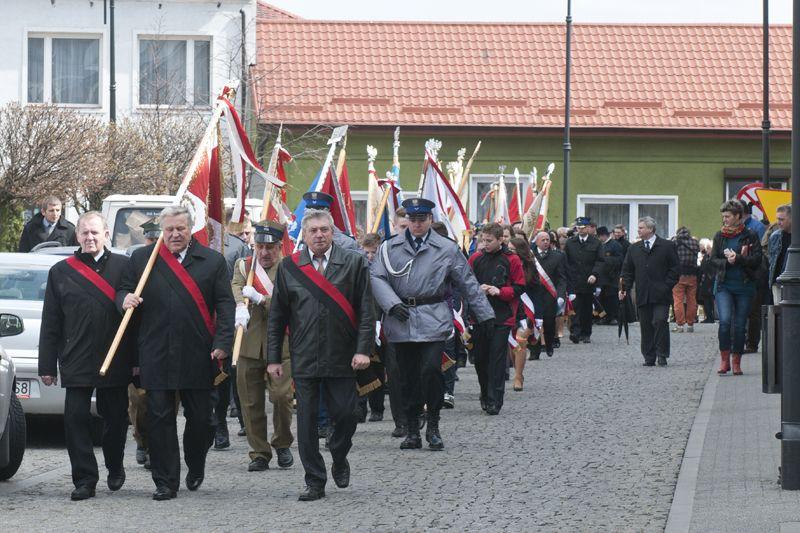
[618,281,630,344]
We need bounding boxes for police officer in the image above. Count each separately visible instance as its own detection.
[300,192,360,252]
[564,216,604,343]
[371,198,494,450]
[232,222,294,472]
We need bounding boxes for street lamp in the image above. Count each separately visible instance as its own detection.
[763,0,771,188]
[562,0,572,227]
[777,0,800,491]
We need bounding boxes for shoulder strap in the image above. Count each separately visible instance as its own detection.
[65,256,116,302]
[158,245,215,336]
[284,252,357,331]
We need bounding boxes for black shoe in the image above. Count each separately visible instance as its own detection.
[107,468,125,491]
[276,447,294,468]
[391,425,407,438]
[546,348,554,357]
[298,486,325,501]
[743,346,758,354]
[569,334,580,344]
[237,427,247,437]
[528,344,541,361]
[229,407,240,418]
[214,432,230,450]
[368,410,384,422]
[657,356,668,367]
[400,434,422,449]
[581,337,591,344]
[332,459,350,488]
[70,486,95,501]
[553,338,561,349]
[426,417,444,451]
[485,406,500,416]
[480,397,488,412]
[317,426,329,439]
[608,319,618,326]
[643,361,656,367]
[355,404,368,424]
[248,457,270,472]
[152,486,176,501]
[185,471,204,491]
[136,447,147,465]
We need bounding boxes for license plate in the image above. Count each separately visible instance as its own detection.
[14,379,40,399]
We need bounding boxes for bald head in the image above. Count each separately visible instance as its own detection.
[534,231,551,250]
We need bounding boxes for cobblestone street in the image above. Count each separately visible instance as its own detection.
[1,324,717,531]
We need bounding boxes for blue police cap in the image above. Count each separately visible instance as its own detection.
[254,221,284,244]
[575,216,591,227]
[303,191,334,210]
[401,197,436,216]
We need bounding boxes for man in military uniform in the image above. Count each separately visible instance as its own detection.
[232,222,294,472]
[564,216,604,344]
[531,231,568,358]
[300,191,360,252]
[371,198,494,450]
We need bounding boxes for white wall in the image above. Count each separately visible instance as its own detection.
[0,0,257,119]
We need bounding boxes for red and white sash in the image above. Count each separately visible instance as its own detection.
[534,257,558,299]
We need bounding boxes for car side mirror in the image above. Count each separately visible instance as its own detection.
[0,314,24,337]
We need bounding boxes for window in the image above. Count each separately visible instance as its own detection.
[350,191,367,235]
[27,35,100,105]
[139,37,211,106]
[577,195,678,239]
[111,207,164,248]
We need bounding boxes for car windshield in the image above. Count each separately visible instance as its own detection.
[112,207,163,248]
[0,265,50,301]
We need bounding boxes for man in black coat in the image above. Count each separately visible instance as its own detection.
[267,209,373,502]
[597,226,624,325]
[19,195,77,252]
[39,211,134,501]
[620,216,680,367]
[564,217,604,343]
[119,205,235,501]
[531,231,567,357]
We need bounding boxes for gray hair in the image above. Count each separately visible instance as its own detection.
[302,208,334,232]
[534,231,550,241]
[638,216,657,232]
[778,204,792,215]
[76,210,108,231]
[40,195,62,211]
[159,205,194,227]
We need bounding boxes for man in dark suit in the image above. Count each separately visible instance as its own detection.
[266,209,374,502]
[620,216,680,367]
[564,217,604,343]
[119,205,235,500]
[18,195,77,252]
[39,211,134,501]
[597,226,624,325]
[531,231,567,357]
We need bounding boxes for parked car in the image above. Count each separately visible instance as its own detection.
[1,312,26,480]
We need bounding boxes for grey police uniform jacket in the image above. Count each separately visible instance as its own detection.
[370,229,494,343]
[333,228,360,252]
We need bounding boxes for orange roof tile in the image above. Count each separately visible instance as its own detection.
[256,1,301,20]
[253,20,792,132]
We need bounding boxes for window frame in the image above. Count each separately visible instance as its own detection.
[576,194,679,239]
[134,33,213,109]
[24,31,103,108]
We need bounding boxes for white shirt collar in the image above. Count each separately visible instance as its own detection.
[579,235,588,242]
[93,249,105,262]
[537,247,548,255]
[645,235,657,247]
[175,248,188,263]
[308,246,332,263]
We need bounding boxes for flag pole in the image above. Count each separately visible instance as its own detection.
[100,82,238,376]
[457,140,481,215]
[232,124,283,366]
[418,138,442,196]
[370,186,393,234]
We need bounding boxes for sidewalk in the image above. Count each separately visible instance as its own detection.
[667,350,800,532]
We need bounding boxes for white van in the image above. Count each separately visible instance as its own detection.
[101,195,264,249]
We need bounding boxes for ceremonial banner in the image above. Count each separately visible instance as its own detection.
[185,129,224,251]
[420,149,469,242]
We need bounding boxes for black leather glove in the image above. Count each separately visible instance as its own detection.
[479,317,495,330]
[389,303,411,322]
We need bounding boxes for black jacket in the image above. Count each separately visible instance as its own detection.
[116,240,235,390]
[267,244,374,379]
[531,247,568,317]
[598,238,624,287]
[621,236,680,306]
[709,228,763,285]
[564,235,604,294]
[19,213,77,252]
[39,249,134,387]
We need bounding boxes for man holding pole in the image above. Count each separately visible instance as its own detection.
[39,211,134,501]
[118,205,235,501]
[266,209,373,501]
[232,221,294,472]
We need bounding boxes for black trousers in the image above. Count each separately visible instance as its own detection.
[383,343,406,428]
[600,286,619,322]
[294,377,358,489]
[64,386,128,489]
[473,324,511,411]
[394,341,445,426]
[572,293,594,338]
[147,389,213,491]
[639,303,670,363]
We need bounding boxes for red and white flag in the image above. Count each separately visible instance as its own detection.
[185,132,224,251]
[420,150,469,241]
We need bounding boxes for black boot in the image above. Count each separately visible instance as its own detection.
[528,343,541,361]
[400,416,422,450]
[425,414,444,451]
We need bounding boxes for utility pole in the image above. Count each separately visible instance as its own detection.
[107,0,116,123]
[562,0,573,226]
[763,0,771,188]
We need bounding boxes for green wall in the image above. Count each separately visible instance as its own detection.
[270,127,789,240]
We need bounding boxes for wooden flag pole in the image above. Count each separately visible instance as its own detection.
[100,83,238,376]
[458,141,481,215]
[232,125,283,366]
[370,185,393,234]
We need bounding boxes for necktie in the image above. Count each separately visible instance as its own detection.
[645,240,651,251]
[314,255,325,274]
[173,252,182,263]
[414,237,423,250]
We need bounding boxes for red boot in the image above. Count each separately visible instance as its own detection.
[732,353,743,375]
[718,350,731,374]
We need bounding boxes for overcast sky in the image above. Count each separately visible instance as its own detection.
[267,0,792,24]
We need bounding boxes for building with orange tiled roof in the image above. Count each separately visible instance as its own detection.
[253,4,790,238]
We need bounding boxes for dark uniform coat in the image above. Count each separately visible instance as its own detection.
[620,236,680,306]
[39,249,134,388]
[564,234,604,294]
[266,243,374,379]
[116,239,236,390]
[532,247,568,316]
[18,213,77,252]
[598,238,624,288]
